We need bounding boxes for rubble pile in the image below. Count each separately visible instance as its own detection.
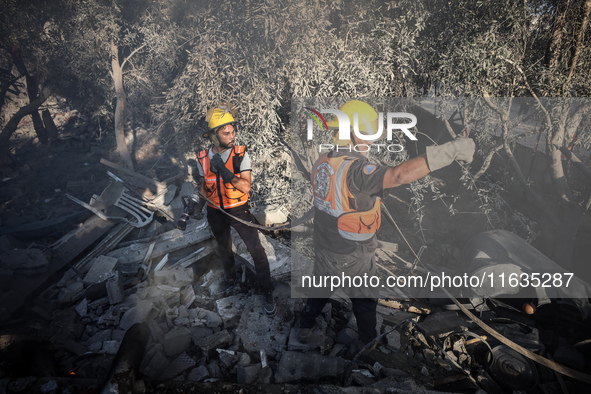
[1,176,591,393]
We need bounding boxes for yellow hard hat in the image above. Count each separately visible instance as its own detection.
[203,103,237,138]
[327,100,379,134]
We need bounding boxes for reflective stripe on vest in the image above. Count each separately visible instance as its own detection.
[198,146,248,209]
[312,153,381,241]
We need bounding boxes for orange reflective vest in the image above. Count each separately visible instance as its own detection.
[312,153,381,242]
[197,146,249,209]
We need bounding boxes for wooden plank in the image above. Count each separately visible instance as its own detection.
[53,214,117,263]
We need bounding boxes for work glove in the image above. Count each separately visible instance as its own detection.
[210,153,236,183]
[190,195,206,220]
[425,137,475,172]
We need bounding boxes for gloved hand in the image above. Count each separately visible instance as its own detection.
[425,137,475,172]
[210,154,236,183]
[190,195,206,220]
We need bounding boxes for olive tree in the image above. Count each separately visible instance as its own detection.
[412,0,591,266]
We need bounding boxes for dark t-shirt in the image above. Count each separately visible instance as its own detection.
[313,150,388,254]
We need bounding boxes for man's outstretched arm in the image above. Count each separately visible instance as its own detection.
[383,137,475,190]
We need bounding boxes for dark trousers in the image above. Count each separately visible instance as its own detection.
[300,296,377,344]
[207,204,273,292]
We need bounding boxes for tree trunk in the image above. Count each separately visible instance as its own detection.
[565,0,591,90]
[0,87,50,164]
[11,47,48,144]
[547,102,575,205]
[110,41,134,170]
[545,0,568,70]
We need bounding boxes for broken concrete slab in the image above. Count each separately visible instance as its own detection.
[194,329,232,353]
[106,271,124,304]
[75,298,88,317]
[237,294,294,357]
[215,294,249,328]
[101,340,120,355]
[236,364,261,385]
[274,351,346,383]
[207,361,223,378]
[153,270,176,286]
[188,307,223,328]
[82,256,118,286]
[287,325,329,354]
[187,365,210,382]
[386,329,401,352]
[250,204,288,226]
[164,327,192,357]
[119,300,154,330]
[190,326,214,344]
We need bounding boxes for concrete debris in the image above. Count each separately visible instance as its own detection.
[250,204,288,225]
[194,329,233,353]
[82,255,118,286]
[386,329,401,352]
[3,178,582,394]
[275,351,346,383]
[119,300,154,330]
[164,327,192,357]
[237,294,294,357]
[160,352,196,380]
[187,365,210,382]
[106,270,124,304]
[236,364,261,384]
[101,340,120,355]
[188,307,223,328]
[215,294,249,328]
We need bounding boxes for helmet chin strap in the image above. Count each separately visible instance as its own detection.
[211,128,233,151]
[210,133,221,148]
